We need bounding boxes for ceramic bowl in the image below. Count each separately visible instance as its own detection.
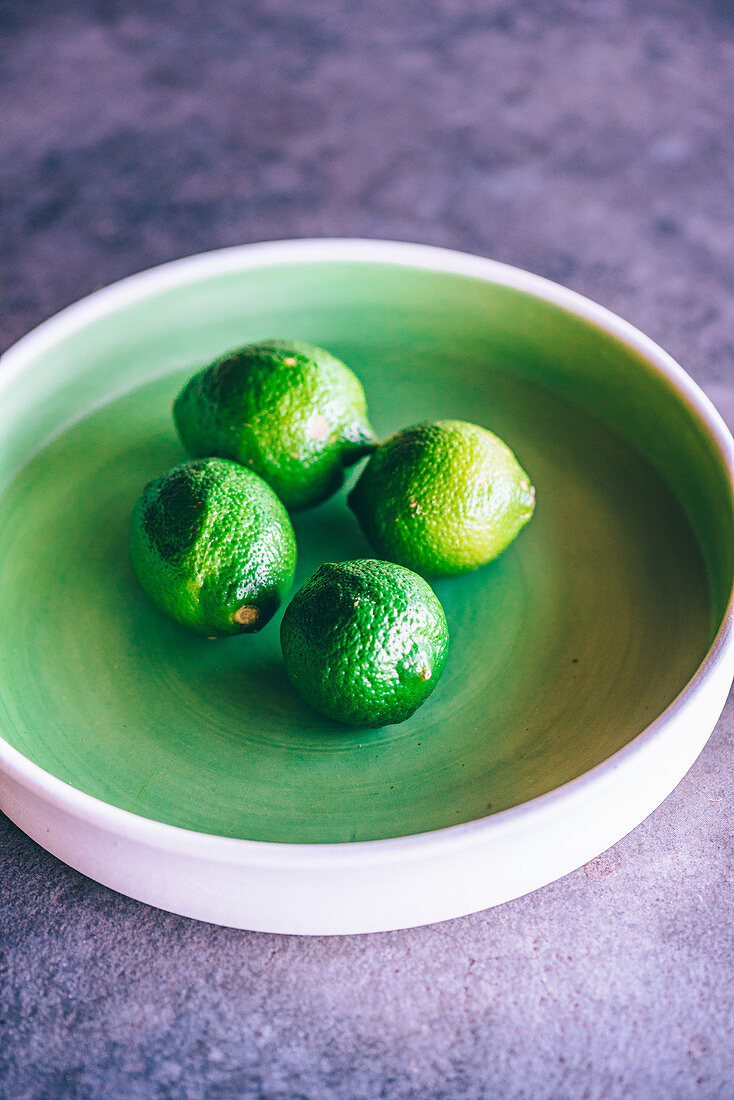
[0,240,732,934]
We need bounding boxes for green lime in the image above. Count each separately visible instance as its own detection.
[280,559,449,728]
[130,457,296,637]
[348,419,535,577]
[173,339,377,511]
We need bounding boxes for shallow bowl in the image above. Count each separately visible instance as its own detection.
[0,240,732,934]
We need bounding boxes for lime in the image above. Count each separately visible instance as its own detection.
[130,457,296,636]
[280,559,449,728]
[348,419,535,577]
[173,339,377,510]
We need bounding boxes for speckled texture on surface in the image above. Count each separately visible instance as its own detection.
[1,2,733,1098]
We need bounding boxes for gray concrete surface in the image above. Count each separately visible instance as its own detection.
[1,1,733,1097]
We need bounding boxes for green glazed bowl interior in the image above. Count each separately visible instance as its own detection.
[0,247,731,844]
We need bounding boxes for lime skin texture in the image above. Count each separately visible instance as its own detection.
[130,457,297,637]
[348,419,535,578]
[280,559,449,728]
[173,339,377,511]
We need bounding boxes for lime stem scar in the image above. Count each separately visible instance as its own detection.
[234,605,260,626]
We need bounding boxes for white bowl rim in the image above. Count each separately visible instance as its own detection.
[0,237,732,870]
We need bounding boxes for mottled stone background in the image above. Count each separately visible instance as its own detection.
[1,2,733,1098]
